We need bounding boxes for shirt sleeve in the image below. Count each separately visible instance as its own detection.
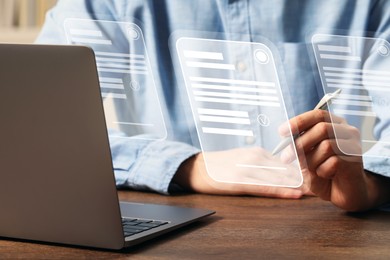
[108,130,200,194]
[35,1,201,194]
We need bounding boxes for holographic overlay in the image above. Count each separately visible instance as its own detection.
[64,18,167,140]
[312,34,390,157]
[175,37,303,187]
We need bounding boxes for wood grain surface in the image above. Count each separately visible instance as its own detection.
[1,191,389,259]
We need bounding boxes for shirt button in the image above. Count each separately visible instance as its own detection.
[245,136,256,145]
[237,61,247,72]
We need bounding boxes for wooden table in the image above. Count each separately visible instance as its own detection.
[1,191,389,259]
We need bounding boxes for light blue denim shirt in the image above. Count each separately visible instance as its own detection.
[36,0,390,194]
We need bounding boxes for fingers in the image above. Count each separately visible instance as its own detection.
[306,139,362,169]
[277,110,370,211]
[197,165,304,199]
[277,110,363,187]
[280,122,361,163]
[249,186,304,199]
[294,122,360,154]
[230,182,304,199]
[278,110,346,137]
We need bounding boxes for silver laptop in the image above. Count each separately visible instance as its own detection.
[0,43,214,250]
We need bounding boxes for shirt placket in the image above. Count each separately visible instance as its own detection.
[226,0,262,147]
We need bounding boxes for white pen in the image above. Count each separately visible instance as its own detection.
[271,88,342,156]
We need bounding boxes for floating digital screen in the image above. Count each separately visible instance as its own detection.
[312,34,390,157]
[64,18,167,140]
[175,37,303,187]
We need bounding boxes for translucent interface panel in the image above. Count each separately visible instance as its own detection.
[312,34,390,156]
[64,19,167,140]
[176,37,303,187]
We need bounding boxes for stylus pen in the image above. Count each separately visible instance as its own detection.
[271,88,342,156]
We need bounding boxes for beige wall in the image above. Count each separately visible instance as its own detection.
[0,28,41,43]
[0,0,56,43]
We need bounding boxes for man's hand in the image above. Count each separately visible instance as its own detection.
[174,147,309,199]
[279,109,390,211]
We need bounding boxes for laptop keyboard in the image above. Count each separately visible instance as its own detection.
[122,217,169,237]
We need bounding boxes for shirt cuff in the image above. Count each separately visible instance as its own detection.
[114,140,200,195]
[363,147,390,179]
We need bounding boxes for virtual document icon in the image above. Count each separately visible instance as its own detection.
[176,37,303,187]
[64,18,167,140]
[312,34,390,156]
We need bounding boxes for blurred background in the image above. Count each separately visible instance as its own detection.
[0,0,56,43]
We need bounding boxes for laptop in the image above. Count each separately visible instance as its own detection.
[0,43,215,250]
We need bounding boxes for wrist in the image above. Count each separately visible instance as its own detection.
[172,153,200,192]
[365,170,390,210]
[173,153,217,194]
